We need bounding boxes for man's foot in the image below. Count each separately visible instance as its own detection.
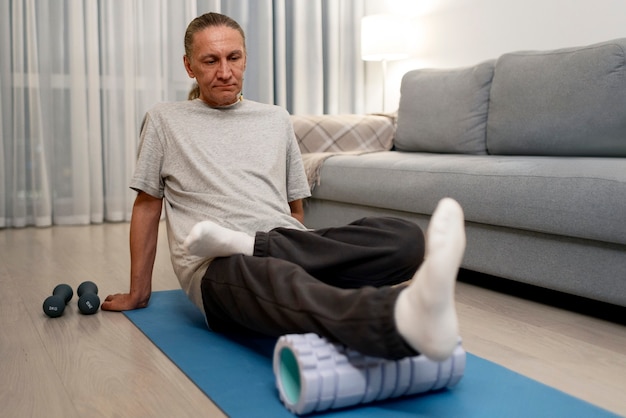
[394,198,466,361]
[183,220,254,258]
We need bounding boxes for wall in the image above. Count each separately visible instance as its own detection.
[363,0,626,113]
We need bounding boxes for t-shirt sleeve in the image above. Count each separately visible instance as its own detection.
[285,119,312,202]
[129,112,165,199]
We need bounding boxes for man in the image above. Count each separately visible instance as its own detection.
[103,12,466,362]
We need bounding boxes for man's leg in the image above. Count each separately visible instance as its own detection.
[192,198,466,361]
[186,216,425,288]
[256,217,425,288]
[201,254,416,359]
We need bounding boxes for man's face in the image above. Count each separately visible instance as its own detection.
[184,26,246,107]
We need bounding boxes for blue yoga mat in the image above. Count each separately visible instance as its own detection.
[124,290,616,417]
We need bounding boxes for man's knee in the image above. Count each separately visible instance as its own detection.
[393,219,425,267]
[359,217,424,265]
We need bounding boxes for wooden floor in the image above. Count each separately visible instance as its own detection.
[1,222,625,417]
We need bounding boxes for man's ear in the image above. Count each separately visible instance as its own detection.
[183,55,195,78]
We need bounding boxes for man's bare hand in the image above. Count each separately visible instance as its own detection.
[101,292,150,311]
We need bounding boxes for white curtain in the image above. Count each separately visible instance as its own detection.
[0,0,365,228]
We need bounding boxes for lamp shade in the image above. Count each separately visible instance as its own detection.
[361,14,410,61]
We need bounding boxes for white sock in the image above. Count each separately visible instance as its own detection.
[183,220,254,258]
[394,198,466,361]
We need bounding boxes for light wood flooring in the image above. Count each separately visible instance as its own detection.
[1,222,625,417]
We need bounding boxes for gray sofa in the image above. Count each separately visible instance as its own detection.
[298,38,626,308]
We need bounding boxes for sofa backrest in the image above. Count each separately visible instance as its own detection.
[487,38,626,157]
[395,38,626,157]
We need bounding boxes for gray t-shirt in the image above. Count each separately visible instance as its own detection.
[130,98,311,312]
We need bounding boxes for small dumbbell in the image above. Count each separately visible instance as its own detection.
[43,284,74,318]
[77,281,100,315]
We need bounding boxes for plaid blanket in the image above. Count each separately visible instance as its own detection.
[291,114,396,189]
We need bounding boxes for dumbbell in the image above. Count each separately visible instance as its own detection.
[42,284,74,318]
[77,281,100,315]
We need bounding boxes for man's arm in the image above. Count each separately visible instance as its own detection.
[289,199,304,224]
[102,191,163,311]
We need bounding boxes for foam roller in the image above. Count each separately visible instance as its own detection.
[273,333,465,415]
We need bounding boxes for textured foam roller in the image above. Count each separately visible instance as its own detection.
[273,333,466,415]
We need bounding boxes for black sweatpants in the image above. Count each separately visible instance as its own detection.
[201,217,425,359]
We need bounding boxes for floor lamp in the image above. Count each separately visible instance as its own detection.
[361,14,410,113]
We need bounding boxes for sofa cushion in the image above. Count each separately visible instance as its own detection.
[395,60,495,155]
[291,114,395,153]
[310,151,626,246]
[487,38,626,156]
